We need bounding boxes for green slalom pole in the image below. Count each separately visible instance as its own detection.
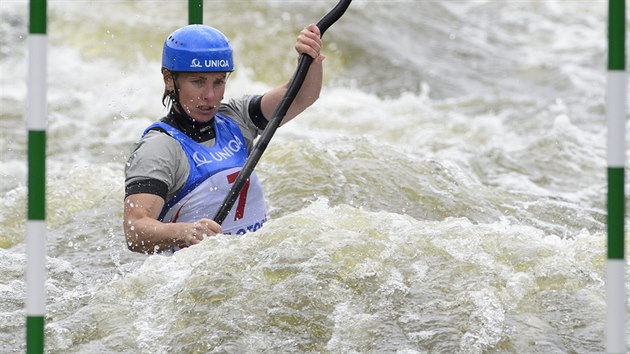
[26,0,47,353]
[606,1,626,353]
[189,0,203,24]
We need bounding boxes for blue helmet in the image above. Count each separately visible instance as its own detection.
[162,25,234,72]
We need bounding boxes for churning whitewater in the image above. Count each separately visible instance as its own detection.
[0,0,627,353]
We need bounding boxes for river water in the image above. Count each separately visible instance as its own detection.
[1,0,628,353]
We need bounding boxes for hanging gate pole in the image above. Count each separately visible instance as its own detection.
[606,1,626,353]
[189,0,203,24]
[26,0,47,353]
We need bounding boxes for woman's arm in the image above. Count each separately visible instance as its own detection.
[260,23,324,125]
[123,193,221,253]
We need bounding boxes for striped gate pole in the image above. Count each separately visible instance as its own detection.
[26,0,47,353]
[189,0,203,24]
[606,0,626,353]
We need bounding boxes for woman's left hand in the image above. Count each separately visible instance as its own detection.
[296,23,325,64]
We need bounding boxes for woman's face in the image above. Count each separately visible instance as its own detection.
[165,71,227,123]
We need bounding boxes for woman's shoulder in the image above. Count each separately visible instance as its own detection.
[220,95,259,118]
[133,129,183,157]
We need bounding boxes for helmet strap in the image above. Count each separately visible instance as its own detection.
[167,71,185,114]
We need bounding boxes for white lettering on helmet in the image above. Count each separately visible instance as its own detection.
[190,58,231,69]
[204,59,230,68]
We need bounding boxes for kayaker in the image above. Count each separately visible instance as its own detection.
[124,23,324,254]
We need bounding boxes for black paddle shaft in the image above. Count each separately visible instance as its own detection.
[213,0,352,225]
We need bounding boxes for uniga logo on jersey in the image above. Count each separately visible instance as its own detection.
[192,137,244,167]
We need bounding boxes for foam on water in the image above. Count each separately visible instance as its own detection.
[34,201,606,353]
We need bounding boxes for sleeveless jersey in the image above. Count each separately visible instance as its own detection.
[142,114,267,236]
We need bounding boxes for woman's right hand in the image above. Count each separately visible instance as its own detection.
[185,218,223,245]
[124,193,223,253]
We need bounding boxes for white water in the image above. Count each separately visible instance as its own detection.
[1,0,628,353]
